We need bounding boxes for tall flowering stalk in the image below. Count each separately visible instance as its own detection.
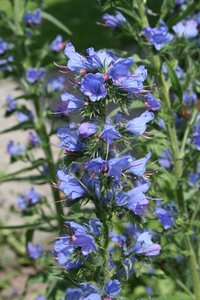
[53,41,161,298]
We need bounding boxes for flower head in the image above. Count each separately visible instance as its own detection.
[57,126,83,152]
[102,10,126,29]
[17,111,34,123]
[127,152,151,176]
[104,280,121,298]
[47,76,65,92]
[0,37,8,55]
[80,73,107,102]
[78,122,99,138]
[27,242,43,259]
[50,35,64,52]
[7,140,25,156]
[145,93,161,111]
[5,95,16,112]
[108,57,134,83]
[57,170,85,200]
[131,232,161,256]
[85,157,107,174]
[99,125,121,144]
[143,21,173,50]
[155,207,174,230]
[26,67,45,83]
[125,111,154,136]
[173,20,198,38]
[24,9,42,25]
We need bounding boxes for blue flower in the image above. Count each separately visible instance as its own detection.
[28,132,41,147]
[115,191,129,206]
[17,195,27,211]
[108,57,134,82]
[86,48,115,71]
[64,42,95,71]
[0,55,13,72]
[108,156,132,180]
[17,111,34,123]
[89,219,101,236]
[65,288,83,300]
[116,65,147,94]
[126,181,151,215]
[143,21,174,50]
[26,67,45,83]
[145,93,161,111]
[60,92,84,114]
[5,95,16,112]
[104,279,121,298]
[102,10,126,29]
[125,111,154,135]
[158,150,172,169]
[85,157,107,174]
[50,35,64,52]
[54,221,97,270]
[57,170,85,200]
[193,121,200,151]
[173,20,198,38]
[35,295,46,300]
[99,125,121,144]
[0,37,8,55]
[35,296,46,300]
[57,126,83,152]
[24,9,41,25]
[47,76,65,91]
[131,232,161,256]
[72,234,97,255]
[188,172,200,187]
[80,73,107,102]
[183,92,198,105]
[176,0,185,4]
[155,207,174,230]
[78,122,99,138]
[25,187,41,204]
[27,242,43,259]
[7,140,25,156]
[127,152,151,176]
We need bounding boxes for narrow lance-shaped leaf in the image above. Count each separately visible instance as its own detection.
[41,11,72,36]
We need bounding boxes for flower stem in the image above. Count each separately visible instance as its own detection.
[33,97,64,232]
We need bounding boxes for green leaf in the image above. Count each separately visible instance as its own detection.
[0,175,47,184]
[115,6,140,22]
[164,61,182,101]
[159,0,175,20]
[0,121,33,134]
[0,159,45,183]
[41,11,72,36]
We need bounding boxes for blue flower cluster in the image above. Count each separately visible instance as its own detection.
[65,279,120,300]
[53,42,161,296]
[143,21,174,51]
[17,187,42,211]
[0,37,13,72]
[24,9,42,26]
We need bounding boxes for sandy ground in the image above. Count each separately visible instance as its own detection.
[0,79,58,299]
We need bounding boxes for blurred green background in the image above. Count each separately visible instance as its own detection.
[1,0,129,50]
